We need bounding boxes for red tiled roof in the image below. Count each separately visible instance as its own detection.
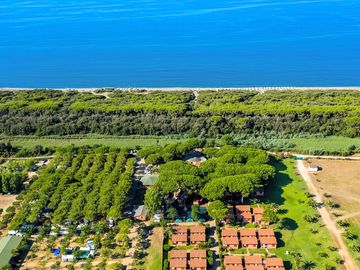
[222,228,238,237]
[264,257,284,267]
[170,258,187,268]
[189,258,207,268]
[235,205,251,212]
[224,255,243,265]
[239,228,257,237]
[238,212,252,219]
[258,229,275,237]
[244,255,263,265]
[190,250,207,259]
[226,265,244,270]
[173,226,188,234]
[170,249,187,259]
[190,233,206,242]
[252,207,264,214]
[253,214,263,222]
[222,237,240,245]
[246,265,265,270]
[190,225,206,234]
[259,236,277,245]
[172,234,188,242]
[241,237,258,245]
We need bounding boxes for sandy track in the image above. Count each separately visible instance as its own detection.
[297,160,358,270]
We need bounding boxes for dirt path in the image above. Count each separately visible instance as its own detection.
[297,160,358,270]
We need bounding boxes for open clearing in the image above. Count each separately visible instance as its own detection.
[0,135,184,149]
[304,159,360,266]
[0,194,17,216]
[263,159,343,269]
[145,227,163,270]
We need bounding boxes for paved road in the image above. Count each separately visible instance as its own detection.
[297,160,359,270]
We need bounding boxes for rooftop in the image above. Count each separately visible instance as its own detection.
[190,233,206,242]
[244,255,263,265]
[259,236,277,245]
[222,237,240,245]
[224,255,243,265]
[134,205,147,218]
[190,250,207,258]
[235,205,251,212]
[222,228,238,237]
[172,234,188,242]
[239,228,257,237]
[258,229,275,237]
[189,258,207,268]
[170,258,187,268]
[190,225,206,234]
[0,235,23,267]
[170,249,187,259]
[264,257,285,267]
[241,237,258,245]
[140,175,159,186]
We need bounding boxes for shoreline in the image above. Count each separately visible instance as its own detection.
[1,86,360,92]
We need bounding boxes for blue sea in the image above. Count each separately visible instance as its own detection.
[0,0,360,88]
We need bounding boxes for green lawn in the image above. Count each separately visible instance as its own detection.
[0,135,184,149]
[289,136,360,154]
[145,227,164,270]
[262,159,342,269]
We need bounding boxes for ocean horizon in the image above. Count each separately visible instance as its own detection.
[1,0,360,88]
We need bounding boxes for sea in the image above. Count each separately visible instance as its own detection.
[0,0,360,88]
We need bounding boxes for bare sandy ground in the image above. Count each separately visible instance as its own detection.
[0,194,17,216]
[297,160,358,270]
[1,87,360,92]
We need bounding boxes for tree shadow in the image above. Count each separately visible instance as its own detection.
[277,209,288,215]
[278,217,298,231]
[284,260,292,270]
[275,231,285,248]
[262,160,293,206]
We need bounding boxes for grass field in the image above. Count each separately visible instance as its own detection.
[304,159,360,266]
[0,135,185,149]
[2,135,360,156]
[289,136,360,154]
[145,227,164,270]
[263,159,343,269]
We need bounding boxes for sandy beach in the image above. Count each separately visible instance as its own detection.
[1,86,360,92]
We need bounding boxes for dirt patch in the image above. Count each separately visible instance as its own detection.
[304,159,360,217]
[0,194,17,216]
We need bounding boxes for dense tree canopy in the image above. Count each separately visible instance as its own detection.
[145,144,275,214]
[1,89,360,137]
[9,146,134,229]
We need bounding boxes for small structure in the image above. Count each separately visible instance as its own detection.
[257,229,275,238]
[140,175,159,187]
[224,255,244,270]
[244,255,263,266]
[222,236,240,250]
[170,258,187,270]
[170,250,187,260]
[239,228,257,238]
[308,165,321,172]
[172,234,188,246]
[189,225,206,245]
[0,235,22,267]
[264,258,285,270]
[184,151,207,167]
[235,205,252,224]
[222,228,239,250]
[189,258,207,270]
[259,237,277,249]
[240,236,258,249]
[134,205,147,221]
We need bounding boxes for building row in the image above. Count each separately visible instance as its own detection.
[226,205,264,225]
[169,249,207,270]
[172,225,206,246]
[222,228,277,250]
[224,255,285,270]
